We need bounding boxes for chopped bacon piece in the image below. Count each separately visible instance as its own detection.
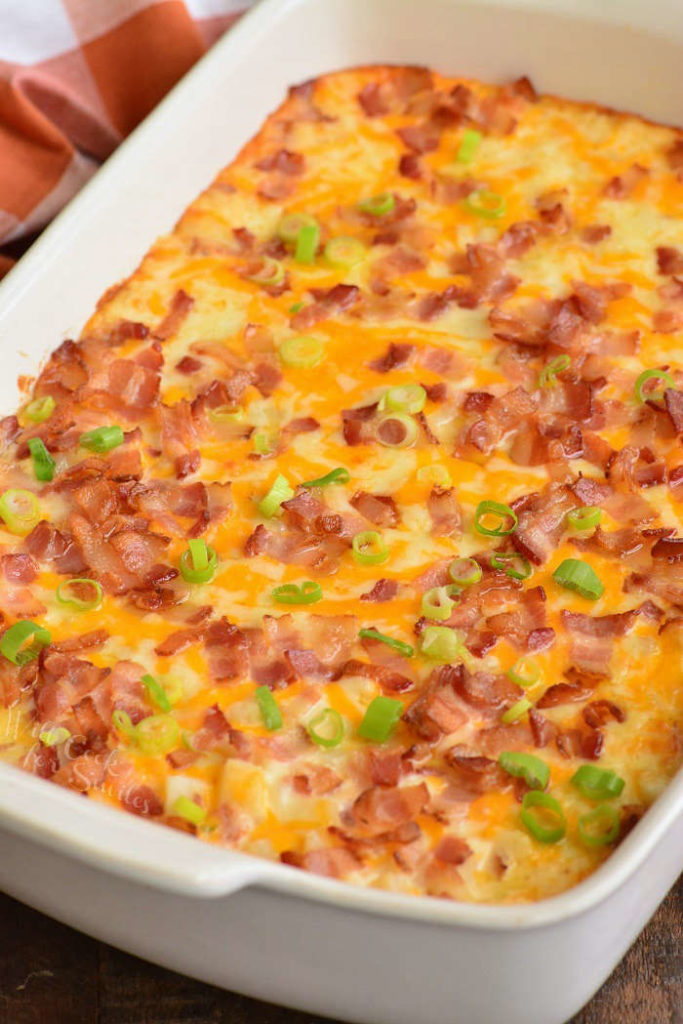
[402,666,467,741]
[352,782,429,836]
[350,490,400,528]
[358,82,390,117]
[360,578,398,602]
[536,682,591,708]
[368,343,415,373]
[291,284,360,330]
[443,747,508,799]
[121,784,164,817]
[255,149,304,174]
[281,847,359,878]
[155,289,193,341]
[1,553,37,583]
[603,164,649,198]
[399,153,424,179]
[511,484,575,564]
[583,699,626,728]
[664,389,683,433]
[656,247,683,275]
[434,836,472,865]
[582,224,612,244]
[397,122,439,153]
[666,139,683,175]
[205,618,249,681]
[427,486,461,537]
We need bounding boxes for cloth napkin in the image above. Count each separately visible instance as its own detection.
[0,0,255,276]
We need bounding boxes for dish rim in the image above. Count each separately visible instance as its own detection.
[0,0,681,932]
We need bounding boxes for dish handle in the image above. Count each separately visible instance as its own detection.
[0,763,273,899]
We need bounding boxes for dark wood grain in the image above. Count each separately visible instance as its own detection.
[0,878,680,1024]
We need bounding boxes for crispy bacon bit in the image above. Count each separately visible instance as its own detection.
[281,847,359,878]
[427,486,462,537]
[358,82,390,117]
[537,682,591,709]
[402,667,467,741]
[399,153,424,179]
[397,122,439,153]
[352,782,429,836]
[434,836,472,865]
[582,224,612,244]
[368,342,415,373]
[291,284,360,330]
[656,247,683,275]
[121,784,164,817]
[664,389,683,434]
[603,164,649,198]
[205,618,249,681]
[350,491,400,527]
[583,699,626,728]
[511,484,575,564]
[1,553,38,584]
[155,289,193,341]
[360,578,398,602]
[255,149,305,175]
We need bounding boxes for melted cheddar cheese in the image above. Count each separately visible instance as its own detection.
[0,67,681,903]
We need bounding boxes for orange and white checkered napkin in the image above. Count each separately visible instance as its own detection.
[0,0,254,274]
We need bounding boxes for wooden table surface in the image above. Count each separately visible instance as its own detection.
[0,878,680,1024]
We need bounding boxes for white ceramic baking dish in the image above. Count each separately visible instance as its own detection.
[0,1,681,1021]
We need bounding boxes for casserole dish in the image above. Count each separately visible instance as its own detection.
[0,0,681,1020]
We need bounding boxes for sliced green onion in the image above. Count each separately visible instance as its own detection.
[553,558,604,600]
[39,726,70,747]
[0,620,51,665]
[23,395,55,424]
[465,189,506,219]
[473,500,518,537]
[376,413,419,448]
[501,697,533,724]
[246,257,285,286]
[56,578,103,612]
[324,236,365,268]
[302,466,350,488]
[112,709,137,739]
[539,354,571,388]
[567,506,602,531]
[136,714,180,755]
[209,405,244,423]
[352,530,389,566]
[498,751,550,790]
[382,384,426,415]
[520,791,566,843]
[79,425,124,454]
[359,628,414,658]
[279,335,324,368]
[0,489,40,536]
[277,212,318,246]
[272,581,323,605]
[358,192,395,216]
[295,223,320,264]
[421,585,460,621]
[253,430,277,455]
[307,707,345,748]
[490,552,532,581]
[255,685,283,731]
[417,465,451,487]
[142,673,172,713]
[22,441,50,485]
[173,794,207,826]
[420,625,462,663]
[635,367,676,405]
[258,474,294,517]
[357,696,404,743]
[507,656,540,688]
[571,764,625,801]
[456,128,482,164]
[577,804,620,847]
[289,301,304,313]
[179,540,218,584]
[448,557,483,587]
